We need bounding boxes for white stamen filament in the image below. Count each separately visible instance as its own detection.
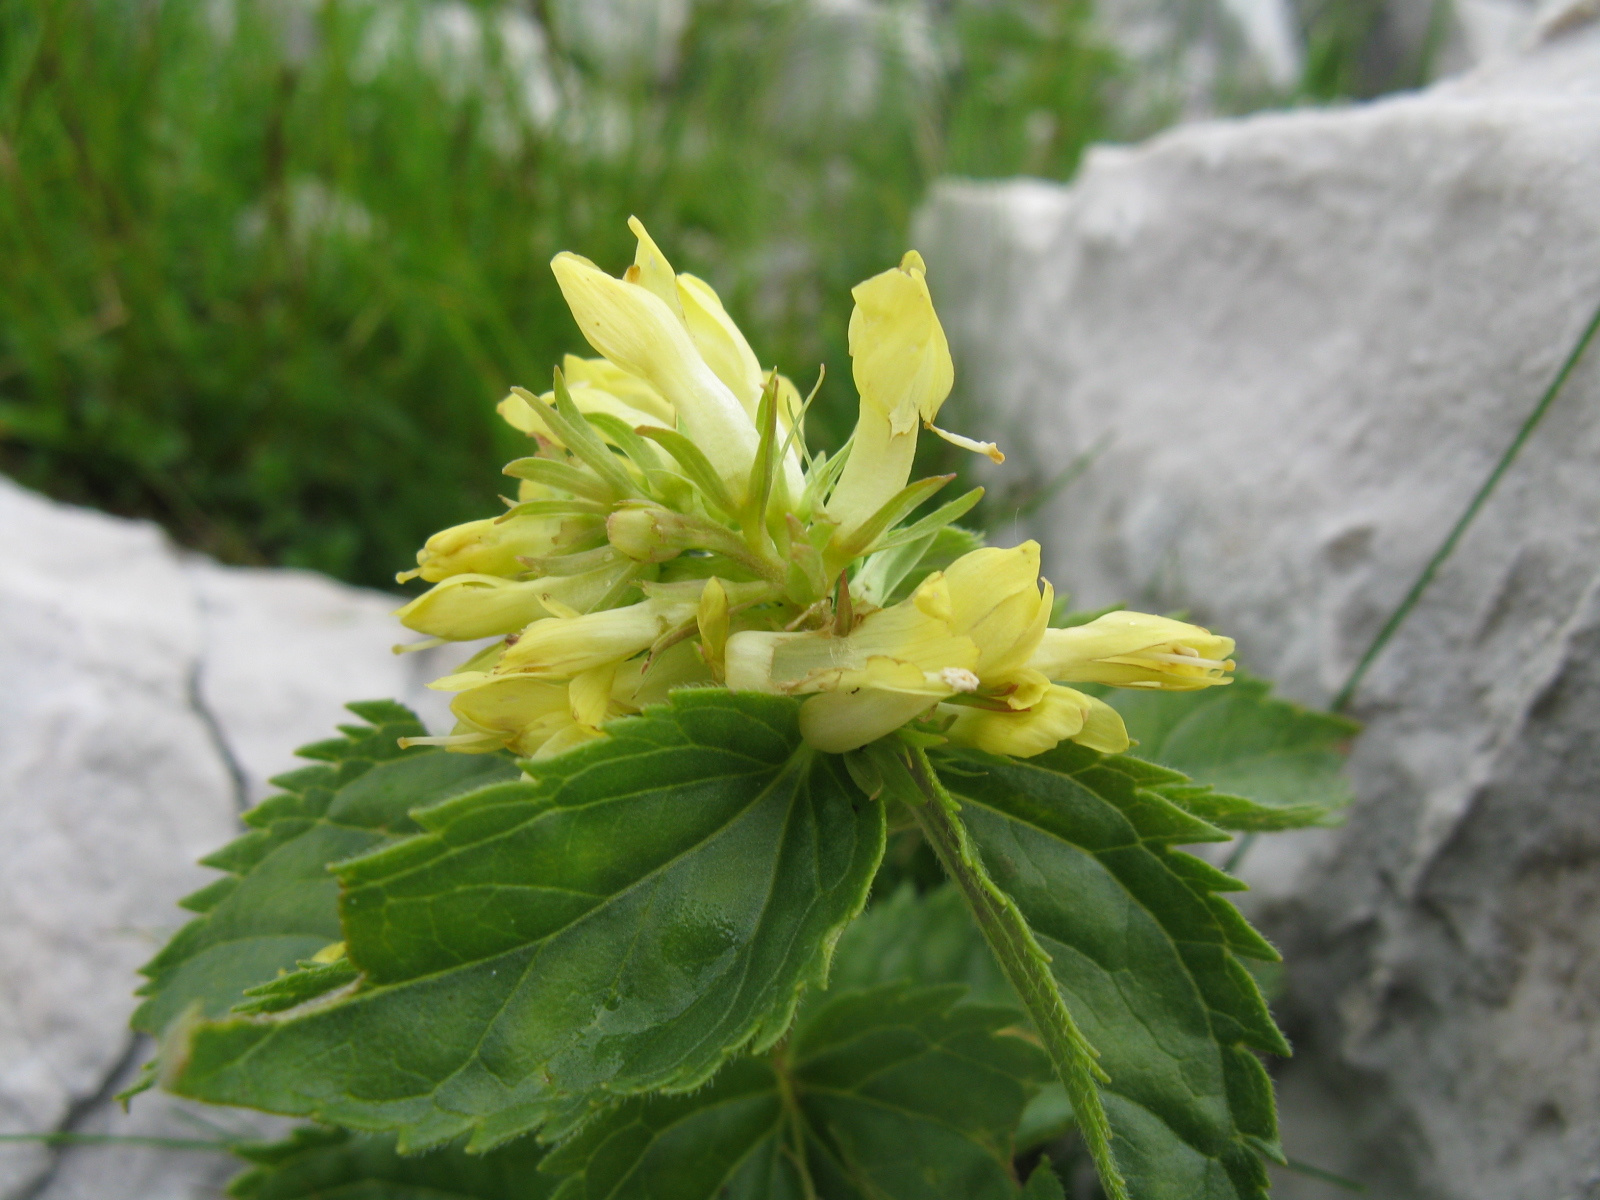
[1136,651,1231,670]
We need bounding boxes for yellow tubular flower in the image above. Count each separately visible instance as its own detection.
[449,676,574,756]
[827,251,953,535]
[394,566,628,640]
[401,513,564,583]
[552,225,766,499]
[495,594,700,679]
[724,540,1126,757]
[1029,612,1237,691]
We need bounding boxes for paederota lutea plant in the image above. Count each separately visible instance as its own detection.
[131,221,1356,1199]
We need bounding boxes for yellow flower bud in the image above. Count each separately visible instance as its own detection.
[403,513,564,583]
[1029,612,1236,691]
[394,567,628,640]
[551,249,760,498]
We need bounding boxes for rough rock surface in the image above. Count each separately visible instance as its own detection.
[917,21,1600,1200]
[0,476,457,1199]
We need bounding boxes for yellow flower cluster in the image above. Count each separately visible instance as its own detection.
[392,219,1235,762]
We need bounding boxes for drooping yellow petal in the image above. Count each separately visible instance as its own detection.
[551,251,760,495]
[828,249,956,536]
[847,250,953,435]
[944,684,1102,758]
[1029,611,1236,691]
[1068,690,1132,753]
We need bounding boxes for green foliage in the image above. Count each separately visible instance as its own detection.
[0,0,1113,586]
[163,691,884,1153]
[1103,673,1358,830]
[541,983,1051,1199]
[939,742,1285,1199]
[133,679,1354,1198]
[228,1125,557,1200]
[133,702,520,1036]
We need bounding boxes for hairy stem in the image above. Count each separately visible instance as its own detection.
[903,746,1129,1200]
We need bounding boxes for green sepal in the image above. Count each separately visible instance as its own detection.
[636,425,740,518]
[162,692,885,1154]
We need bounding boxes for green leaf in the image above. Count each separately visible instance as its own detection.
[831,883,1012,1010]
[163,692,884,1154]
[1103,673,1358,830]
[543,983,1051,1199]
[1021,1159,1067,1200]
[133,704,521,1036]
[835,884,1079,1151]
[936,742,1289,1200]
[228,1125,557,1200]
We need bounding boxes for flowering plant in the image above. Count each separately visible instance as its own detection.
[131,223,1351,1200]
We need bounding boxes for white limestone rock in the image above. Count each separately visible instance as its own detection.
[917,21,1600,1199]
[0,476,456,1199]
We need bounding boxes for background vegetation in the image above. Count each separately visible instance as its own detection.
[0,0,1411,588]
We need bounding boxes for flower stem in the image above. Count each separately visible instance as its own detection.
[903,745,1129,1200]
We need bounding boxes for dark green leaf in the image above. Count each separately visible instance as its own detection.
[835,884,1076,1152]
[133,704,520,1036]
[1103,674,1358,830]
[164,692,884,1154]
[228,1125,557,1200]
[937,743,1288,1200]
[543,983,1051,1200]
[832,884,1011,1010]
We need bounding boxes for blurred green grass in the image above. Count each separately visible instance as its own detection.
[0,0,1115,587]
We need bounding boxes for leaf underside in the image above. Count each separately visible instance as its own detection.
[542,982,1052,1200]
[938,742,1288,1200]
[166,691,885,1154]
